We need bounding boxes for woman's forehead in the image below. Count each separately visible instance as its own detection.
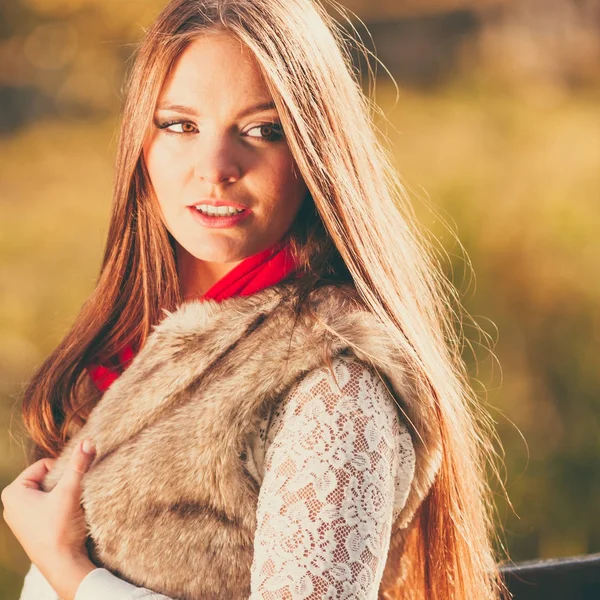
[156,34,274,118]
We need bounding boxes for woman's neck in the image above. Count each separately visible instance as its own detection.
[176,244,243,300]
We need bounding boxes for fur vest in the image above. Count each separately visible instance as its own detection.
[42,280,442,599]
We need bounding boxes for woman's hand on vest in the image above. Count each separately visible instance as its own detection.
[1,439,98,600]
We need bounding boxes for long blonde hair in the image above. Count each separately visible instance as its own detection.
[22,0,509,597]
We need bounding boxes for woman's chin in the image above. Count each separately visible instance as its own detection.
[175,230,279,264]
[184,244,253,265]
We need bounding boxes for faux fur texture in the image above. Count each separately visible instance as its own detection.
[43,281,442,599]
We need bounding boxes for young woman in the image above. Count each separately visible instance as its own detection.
[2,0,508,598]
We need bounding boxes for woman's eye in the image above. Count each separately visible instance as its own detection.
[156,119,284,141]
[245,122,285,142]
[158,120,197,134]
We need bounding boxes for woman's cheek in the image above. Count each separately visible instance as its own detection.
[268,147,303,188]
[145,145,185,207]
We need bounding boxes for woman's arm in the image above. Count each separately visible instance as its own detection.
[249,356,415,599]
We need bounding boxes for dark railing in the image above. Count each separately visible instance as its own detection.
[499,552,600,599]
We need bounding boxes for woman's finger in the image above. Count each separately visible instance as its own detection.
[54,440,96,497]
[14,458,57,490]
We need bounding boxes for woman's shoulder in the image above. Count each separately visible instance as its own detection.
[254,355,415,451]
[270,355,405,430]
[247,355,416,520]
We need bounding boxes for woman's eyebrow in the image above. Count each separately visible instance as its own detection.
[155,100,277,118]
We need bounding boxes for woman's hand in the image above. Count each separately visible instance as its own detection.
[1,439,98,600]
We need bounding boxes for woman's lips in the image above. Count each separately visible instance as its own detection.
[187,205,252,229]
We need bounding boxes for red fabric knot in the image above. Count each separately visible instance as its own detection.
[86,239,300,392]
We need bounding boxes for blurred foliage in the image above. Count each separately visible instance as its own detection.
[1,0,599,597]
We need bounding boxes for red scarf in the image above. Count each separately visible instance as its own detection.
[87,240,300,392]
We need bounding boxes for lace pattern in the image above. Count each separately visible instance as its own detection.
[249,356,416,599]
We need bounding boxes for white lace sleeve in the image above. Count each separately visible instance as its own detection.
[249,356,416,600]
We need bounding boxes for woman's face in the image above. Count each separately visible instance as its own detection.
[142,32,308,267]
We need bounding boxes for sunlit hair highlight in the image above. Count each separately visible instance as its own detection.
[21,0,509,598]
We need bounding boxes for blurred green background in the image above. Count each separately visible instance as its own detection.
[1,0,599,597]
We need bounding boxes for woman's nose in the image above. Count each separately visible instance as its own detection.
[193,134,241,185]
